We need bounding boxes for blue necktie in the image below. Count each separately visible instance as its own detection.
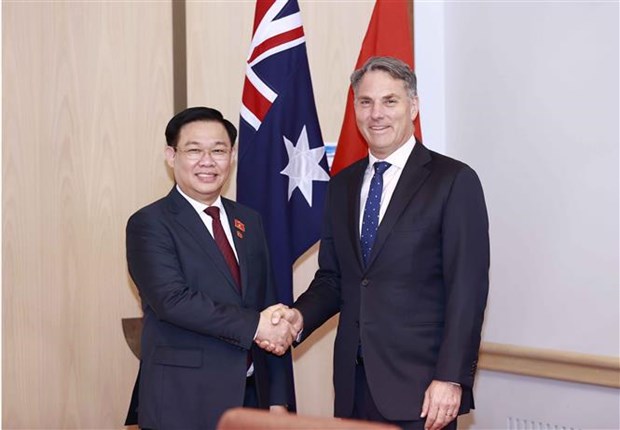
[360,161,391,266]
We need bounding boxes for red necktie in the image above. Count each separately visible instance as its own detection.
[205,207,252,370]
[204,206,241,293]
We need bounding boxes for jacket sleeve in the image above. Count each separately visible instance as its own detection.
[434,166,490,388]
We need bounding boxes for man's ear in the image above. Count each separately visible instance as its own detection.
[231,144,238,163]
[410,96,420,121]
[164,146,176,168]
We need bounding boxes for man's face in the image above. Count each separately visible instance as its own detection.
[354,70,419,159]
[165,120,235,205]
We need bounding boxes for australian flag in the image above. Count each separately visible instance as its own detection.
[237,0,329,307]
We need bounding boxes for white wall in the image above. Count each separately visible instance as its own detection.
[462,371,619,430]
[416,1,619,428]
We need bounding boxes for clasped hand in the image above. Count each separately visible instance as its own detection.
[255,304,303,356]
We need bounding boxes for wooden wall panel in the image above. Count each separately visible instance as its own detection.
[300,2,374,144]
[186,1,255,199]
[185,0,374,416]
[3,2,174,428]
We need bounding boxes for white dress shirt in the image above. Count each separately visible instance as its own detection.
[176,185,239,261]
[359,136,416,235]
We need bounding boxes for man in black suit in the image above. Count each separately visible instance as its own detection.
[267,56,490,430]
[126,107,295,430]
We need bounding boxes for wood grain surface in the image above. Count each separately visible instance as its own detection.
[3,2,174,428]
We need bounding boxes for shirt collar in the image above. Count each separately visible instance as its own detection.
[367,135,416,170]
[176,185,224,214]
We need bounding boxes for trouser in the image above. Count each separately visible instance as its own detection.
[352,361,458,430]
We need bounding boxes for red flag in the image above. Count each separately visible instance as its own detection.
[331,0,422,175]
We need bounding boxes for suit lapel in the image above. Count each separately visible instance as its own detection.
[364,143,432,270]
[346,160,368,269]
[167,188,240,295]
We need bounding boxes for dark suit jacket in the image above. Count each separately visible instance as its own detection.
[126,187,287,430]
[294,142,489,421]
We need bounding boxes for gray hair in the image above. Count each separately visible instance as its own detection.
[350,56,417,98]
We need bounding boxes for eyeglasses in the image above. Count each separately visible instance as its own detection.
[176,147,231,161]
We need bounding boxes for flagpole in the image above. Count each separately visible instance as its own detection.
[172,0,187,112]
[407,0,414,37]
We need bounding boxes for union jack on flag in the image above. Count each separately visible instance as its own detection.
[237,0,329,306]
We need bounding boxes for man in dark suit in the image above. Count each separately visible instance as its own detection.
[126,107,295,430]
[267,56,489,430]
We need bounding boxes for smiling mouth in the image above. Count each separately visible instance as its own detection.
[369,125,390,132]
[196,172,217,181]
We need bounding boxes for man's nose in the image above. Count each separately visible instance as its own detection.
[198,150,216,165]
[370,103,384,119]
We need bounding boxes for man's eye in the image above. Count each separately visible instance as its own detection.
[386,99,397,105]
[213,149,225,154]
[187,148,202,155]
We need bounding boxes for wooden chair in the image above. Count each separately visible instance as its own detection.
[217,408,399,430]
[122,317,143,359]
[121,317,143,425]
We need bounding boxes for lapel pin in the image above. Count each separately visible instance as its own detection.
[234,219,246,232]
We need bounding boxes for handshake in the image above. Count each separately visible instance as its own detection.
[255,304,304,356]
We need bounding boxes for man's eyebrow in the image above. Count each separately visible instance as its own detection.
[181,140,229,147]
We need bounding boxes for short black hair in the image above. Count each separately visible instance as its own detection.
[165,106,238,148]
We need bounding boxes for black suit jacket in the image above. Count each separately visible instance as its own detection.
[126,187,287,430]
[294,142,489,421]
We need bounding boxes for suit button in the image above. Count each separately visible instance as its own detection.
[361,279,369,287]
[355,321,359,327]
